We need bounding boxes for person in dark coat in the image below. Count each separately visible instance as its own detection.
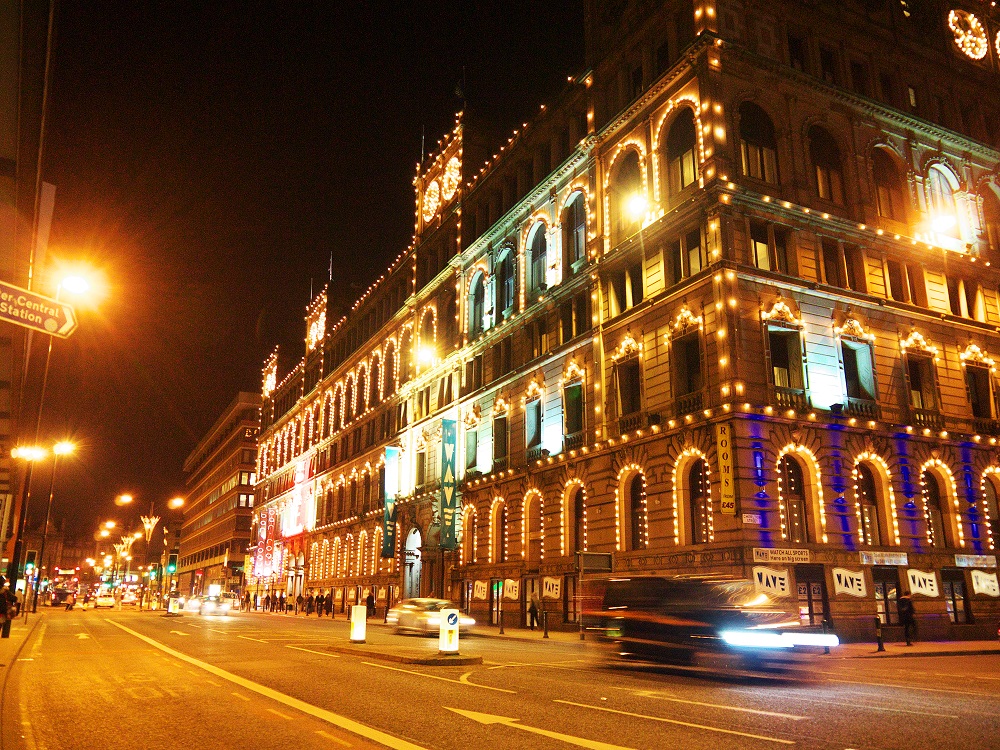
[325,591,333,617]
[897,591,916,646]
[365,591,376,618]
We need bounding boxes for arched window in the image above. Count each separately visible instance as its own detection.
[496,248,516,318]
[420,311,435,351]
[370,358,382,406]
[400,328,414,383]
[609,150,644,246]
[873,148,907,222]
[809,126,844,204]
[462,507,476,565]
[344,378,355,424]
[528,223,548,297]
[922,470,946,547]
[779,455,809,543]
[492,501,507,563]
[927,165,960,237]
[666,109,698,193]
[336,484,346,517]
[625,474,646,550]
[332,388,343,432]
[688,458,710,545]
[571,486,586,553]
[983,475,1000,546]
[362,473,372,514]
[469,273,485,337]
[856,463,882,546]
[739,102,778,184]
[356,366,368,414]
[562,193,587,273]
[384,346,397,396]
[982,187,1000,257]
[525,494,542,564]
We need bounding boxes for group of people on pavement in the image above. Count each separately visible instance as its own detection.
[245,589,378,618]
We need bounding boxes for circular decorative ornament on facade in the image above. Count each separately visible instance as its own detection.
[441,157,461,201]
[948,9,988,60]
[422,179,441,222]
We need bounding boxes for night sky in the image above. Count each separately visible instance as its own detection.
[37,1,584,538]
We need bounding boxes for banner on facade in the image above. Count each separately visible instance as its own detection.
[753,566,791,597]
[503,578,520,601]
[955,554,997,568]
[473,580,488,600]
[716,423,736,514]
[832,568,867,598]
[382,446,400,558]
[971,570,1000,597]
[542,576,561,600]
[859,551,908,566]
[907,568,939,597]
[753,548,811,564]
[440,419,459,550]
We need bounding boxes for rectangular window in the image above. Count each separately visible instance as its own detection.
[879,73,894,106]
[673,332,703,396]
[819,45,838,84]
[965,279,982,321]
[686,229,702,275]
[525,398,542,449]
[465,427,478,471]
[563,382,584,436]
[873,566,899,624]
[844,244,865,292]
[822,240,844,288]
[415,451,427,488]
[907,355,937,411]
[947,277,963,316]
[616,357,642,416]
[907,86,918,111]
[886,259,907,302]
[769,328,803,389]
[842,341,876,400]
[850,60,870,96]
[493,415,508,462]
[942,569,970,624]
[607,263,643,317]
[750,221,770,270]
[773,227,790,274]
[788,33,807,71]
[966,366,993,419]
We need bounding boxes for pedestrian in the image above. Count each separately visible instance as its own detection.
[897,591,917,646]
[65,592,76,611]
[528,592,539,631]
[296,592,303,615]
[325,591,333,618]
[279,592,286,613]
[243,591,250,612]
[365,591,375,619]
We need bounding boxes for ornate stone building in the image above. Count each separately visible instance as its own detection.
[253,0,1000,640]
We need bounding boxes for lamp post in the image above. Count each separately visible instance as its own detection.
[118,494,184,608]
[6,446,47,631]
[31,440,74,612]
[4,273,92,638]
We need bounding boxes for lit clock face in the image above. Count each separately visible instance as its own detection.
[441,156,461,201]
[948,9,988,60]
[422,179,441,222]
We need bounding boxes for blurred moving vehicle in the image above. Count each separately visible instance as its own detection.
[181,595,231,615]
[585,576,838,672]
[386,598,475,634]
[92,593,116,609]
[218,592,241,611]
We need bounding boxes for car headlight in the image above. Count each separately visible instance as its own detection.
[426,616,441,627]
[460,617,475,627]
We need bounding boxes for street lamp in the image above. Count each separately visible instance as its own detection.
[4,273,94,638]
[117,495,184,607]
[32,440,75,612]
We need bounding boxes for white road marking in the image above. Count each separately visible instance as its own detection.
[232,692,251,701]
[237,634,268,642]
[106,620,427,750]
[169,630,190,636]
[444,707,634,750]
[773,693,957,719]
[630,689,807,720]
[554,699,795,745]
[268,708,294,720]
[286,645,340,657]
[363,662,515,694]
[825,677,995,698]
[316,730,352,746]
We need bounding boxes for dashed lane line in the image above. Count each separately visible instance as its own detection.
[823,677,996,698]
[316,730,352,746]
[554,699,796,745]
[106,620,427,750]
[285,645,341,658]
[268,708,294,720]
[628,689,808,720]
[232,692,251,701]
[237,635,268,643]
[363,662,516,694]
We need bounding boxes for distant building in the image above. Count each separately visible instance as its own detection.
[254,0,1000,640]
[179,392,260,595]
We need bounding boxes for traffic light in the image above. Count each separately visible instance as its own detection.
[149,563,159,580]
[24,550,37,575]
[166,554,177,574]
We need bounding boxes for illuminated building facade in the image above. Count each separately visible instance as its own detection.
[178,392,260,596]
[255,0,1000,639]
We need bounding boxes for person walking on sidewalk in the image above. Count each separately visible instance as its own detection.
[528,592,539,630]
[365,591,375,618]
[898,591,917,646]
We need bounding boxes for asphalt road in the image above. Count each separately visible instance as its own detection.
[2,608,998,750]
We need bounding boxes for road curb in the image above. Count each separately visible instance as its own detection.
[836,647,1000,659]
[323,643,482,666]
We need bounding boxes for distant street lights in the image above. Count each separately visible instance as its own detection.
[32,440,75,612]
[116,494,184,607]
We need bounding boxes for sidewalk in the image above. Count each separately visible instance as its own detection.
[830,638,1000,659]
[0,612,40,670]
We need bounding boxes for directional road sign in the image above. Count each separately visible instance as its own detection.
[0,281,77,338]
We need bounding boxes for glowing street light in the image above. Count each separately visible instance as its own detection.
[626,192,648,223]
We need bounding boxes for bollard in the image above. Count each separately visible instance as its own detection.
[822,621,831,655]
[499,609,505,635]
[350,604,367,643]
[543,610,549,638]
[874,614,885,652]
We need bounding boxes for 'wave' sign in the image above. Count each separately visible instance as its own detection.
[753,566,790,597]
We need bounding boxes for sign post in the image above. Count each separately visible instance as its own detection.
[0,281,77,338]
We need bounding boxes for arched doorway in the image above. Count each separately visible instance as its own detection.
[404,528,422,598]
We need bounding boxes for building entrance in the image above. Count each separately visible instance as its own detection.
[404,528,422,598]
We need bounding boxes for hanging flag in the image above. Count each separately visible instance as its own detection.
[382,446,400,557]
[440,420,459,549]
